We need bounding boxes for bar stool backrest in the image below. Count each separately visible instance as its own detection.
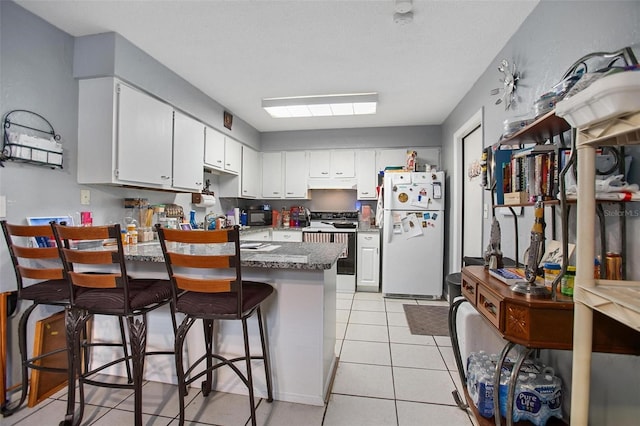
[50,223,132,313]
[156,225,243,318]
[1,221,64,295]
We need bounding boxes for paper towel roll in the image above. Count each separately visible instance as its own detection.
[195,194,216,207]
[234,208,240,225]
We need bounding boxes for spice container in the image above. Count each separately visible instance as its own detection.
[561,266,576,296]
[605,252,622,280]
[543,262,561,291]
[126,224,138,245]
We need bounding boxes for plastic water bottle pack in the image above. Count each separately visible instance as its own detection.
[466,351,563,425]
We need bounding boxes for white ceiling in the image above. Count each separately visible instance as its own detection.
[15,0,539,133]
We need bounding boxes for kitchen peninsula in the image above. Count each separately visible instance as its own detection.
[90,240,344,406]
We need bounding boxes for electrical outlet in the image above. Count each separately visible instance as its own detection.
[80,189,91,205]
[483,203,488,219]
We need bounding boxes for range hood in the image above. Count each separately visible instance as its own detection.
[307,177,357,190]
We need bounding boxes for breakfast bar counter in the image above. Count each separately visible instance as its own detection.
[92,241,344,406]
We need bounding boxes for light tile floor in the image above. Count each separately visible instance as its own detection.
[4,292,476,425]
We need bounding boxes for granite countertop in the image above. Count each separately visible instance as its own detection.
[123,240,344,270]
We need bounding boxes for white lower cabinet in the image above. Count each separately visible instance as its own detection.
[271,230,303,242]
[240,229,271,241]
[357,230,380,292]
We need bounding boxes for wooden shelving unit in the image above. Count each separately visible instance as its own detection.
[571,109,640,424]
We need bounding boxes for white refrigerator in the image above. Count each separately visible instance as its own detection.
[381,171,445,298]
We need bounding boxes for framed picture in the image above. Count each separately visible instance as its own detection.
[223,111,233,130]
[180,223,193,230]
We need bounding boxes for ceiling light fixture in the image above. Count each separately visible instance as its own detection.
[262,93,378,118]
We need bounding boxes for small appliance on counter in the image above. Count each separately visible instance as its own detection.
[247,207,272,226]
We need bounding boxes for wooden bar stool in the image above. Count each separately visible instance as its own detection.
[51,223,176,426]
[156,225,274,426]
[1,221,71,416]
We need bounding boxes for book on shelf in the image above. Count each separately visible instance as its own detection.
[489,267,527,285]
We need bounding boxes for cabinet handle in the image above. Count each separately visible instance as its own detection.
[217,160,222,164]
[195,182,202,186]
[464,284,474,294]
[361,192,369,195]
[284,235,290,239]
[335,172,343,175]
[321,172,329,175]
[365,236,373,240]
[273,192,280,195]
[160,175,171,180]
[226,163,232,166]
[286,192,294,195]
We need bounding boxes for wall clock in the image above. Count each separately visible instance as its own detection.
[491,59,520,110]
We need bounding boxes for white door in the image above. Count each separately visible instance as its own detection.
[462,125,483,259]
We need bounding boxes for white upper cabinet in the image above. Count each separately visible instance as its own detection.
[205,126,242,175]
[284,151,309,198]
[204,126,225,171]
[356,150,377,200]
[172,111,205,191]
[375,149,408,174]
[224,138,242,175]
[262,152,283,199]
[241,146,260,198]
[330,150,356,177]
[78,77,174,189]
[308,150,355,178]
[308,150,331,177]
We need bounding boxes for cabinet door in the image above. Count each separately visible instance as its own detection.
[241,146,259,198]
[284,151,308,198]
[172,111,205,191]
[376,149,408,174]
[224,138,242,174]
[241,230,271,241]
[204,126,225,170]
[262,152,283,198]
[331,150,355,177]
[308,151,331,177]
[117,83,173,186]
[272,230,303,242]
[356,150,377,199]
[357,232,380,290]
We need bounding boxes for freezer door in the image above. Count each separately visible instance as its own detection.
[381,210,444,298]
[384,171,445,211]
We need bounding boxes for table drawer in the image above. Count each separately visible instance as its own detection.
[477,287,502,330]
[461,274,478,306]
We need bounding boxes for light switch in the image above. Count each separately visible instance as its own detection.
[0,195,6,218]
[80,190,91,205]
[483,203,488,219]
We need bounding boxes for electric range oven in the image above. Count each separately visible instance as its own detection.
[303,211,358,293]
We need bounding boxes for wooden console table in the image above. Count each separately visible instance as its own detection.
[449,266,640,426]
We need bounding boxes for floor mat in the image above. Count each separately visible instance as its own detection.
[403,304,450,336]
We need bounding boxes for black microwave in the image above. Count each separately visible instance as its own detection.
[247,209,273,226]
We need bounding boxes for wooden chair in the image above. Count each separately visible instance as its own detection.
[51,223,176,426]
[156,225,274,426]
[0,221,70,416]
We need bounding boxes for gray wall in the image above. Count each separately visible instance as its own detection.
[441,0,640,279]
[439,1,640,423]
[261,125,441,151]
